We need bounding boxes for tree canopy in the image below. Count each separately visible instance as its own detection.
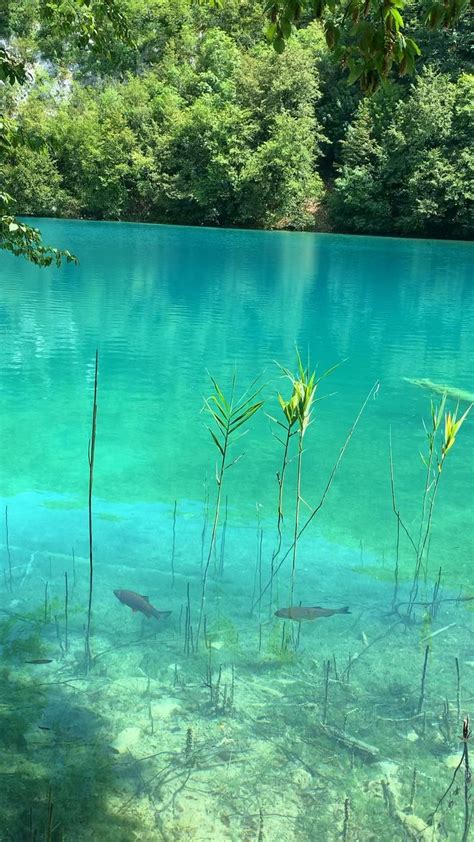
[0,0,472,254]
[264,0,470,91]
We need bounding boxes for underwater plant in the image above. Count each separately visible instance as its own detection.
[428,715,471,841]
[196,374,263,647]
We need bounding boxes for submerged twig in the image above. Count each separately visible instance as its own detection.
[417,645,430,714]
[428,715,471,841]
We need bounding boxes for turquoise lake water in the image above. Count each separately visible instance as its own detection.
[0,220,473,840]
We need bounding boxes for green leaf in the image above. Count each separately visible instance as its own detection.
[210,377,231,413]
[229,401,264,433]
[273,36,286,53]
[390,7,404,28]
[208,428,224,455]
[347,63,365,85]
[265,22,277,42]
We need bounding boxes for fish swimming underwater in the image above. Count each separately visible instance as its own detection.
[275,605,351,621]
[114,590,172,621]
[404,377,474,405]
[24,658,53,664]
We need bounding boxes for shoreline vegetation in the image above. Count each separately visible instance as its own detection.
[15,213,474,244]
[1,0,472,243]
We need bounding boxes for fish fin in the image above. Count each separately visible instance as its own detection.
[141,595,150,602]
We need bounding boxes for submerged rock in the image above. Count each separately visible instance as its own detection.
[110,726,141,754]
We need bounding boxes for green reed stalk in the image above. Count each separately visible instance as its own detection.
[289,431,304,607]
[85,349,98,670]
[274,352,317,609]
[5,505,12,593]
[5,506,13,593]
[254,378,377,613]
[391,397,472,620]
[171,499,177,588]
[64,571,69,653]
[196,375,263,647]
[266,422,293,615]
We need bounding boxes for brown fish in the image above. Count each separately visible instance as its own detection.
[114,589,172,621]
[275,605,351,621]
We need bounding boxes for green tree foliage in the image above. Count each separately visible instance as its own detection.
[0,0,472,242]
[264,0,470,91]
[1,14,325,229]
[0,0,129,265]
[330,70,474,238]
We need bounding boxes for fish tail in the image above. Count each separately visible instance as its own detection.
[340,606,351,614]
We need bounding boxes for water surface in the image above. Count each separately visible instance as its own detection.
[0,221,473,840]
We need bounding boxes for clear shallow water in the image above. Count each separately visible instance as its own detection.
[0,221,473,840]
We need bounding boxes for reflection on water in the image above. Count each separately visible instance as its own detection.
[0,221,473,839]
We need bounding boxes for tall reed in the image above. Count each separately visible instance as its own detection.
[391,397,471,619]
[85,349,99,670]
[277,353,317,607]
[254,371,376,613]
[196,374,263,646]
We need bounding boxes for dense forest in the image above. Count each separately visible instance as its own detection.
[0,0,472,238]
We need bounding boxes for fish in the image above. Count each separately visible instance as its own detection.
[274,605,351,621]
[25,658,53,664]
[113,589,172,621]
[404,378,474,405]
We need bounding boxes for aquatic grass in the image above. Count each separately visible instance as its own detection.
[196,374,263,647]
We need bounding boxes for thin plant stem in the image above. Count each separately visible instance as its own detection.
[455,657,461,720]
[218,495,228,576]
[289,431,303,607]
[407,469,443,617]
[171,500,177,588]
[5,505,12,593]
[417,645,430,714]
[196,375,263,646]
[85,349,98,670]
[72,546,76,590]
[64,571,69,654]
[254,381,378,612]
[267,423,292,615]
[196,424,228,646]
[200,479,209,575]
